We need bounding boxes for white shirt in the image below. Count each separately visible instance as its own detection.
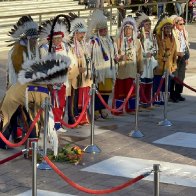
[179,31,187,52]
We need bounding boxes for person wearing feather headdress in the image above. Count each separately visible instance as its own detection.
[153,15,177,105]
[7,15,39,87]
[0,15,41,147]
[0,54,71,151]
[69,15,92,125]
[136,12,158,109]
[0,16,71,150]
[39,16,78,130]
[87,9,118,120]
[169,15,189,102]
[113,16,143,115]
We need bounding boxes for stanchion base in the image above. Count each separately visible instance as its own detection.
[37,161,51,170]
[158,119,172,126]
[83,145,101,154]
[129,130,144,138]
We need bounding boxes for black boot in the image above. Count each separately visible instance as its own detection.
[0,127,12,149]
[169,79,179,103]
[176,83,185,101]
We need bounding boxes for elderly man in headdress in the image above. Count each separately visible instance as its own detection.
[153,15,177,105]
[87,9,118,119]
[69,15,92,125]
[113,16,143,115]
[7,15,39,87]
[170,15,189,102]
[0,15,42,148]
[136,12,157,109]
[0,16,71,149]
[39,16,78,129]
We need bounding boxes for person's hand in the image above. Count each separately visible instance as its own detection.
[123,55,128,61]
[139,71,143,76]
[163,56,168,62]
[47,84,53,94]
[177,52,184,57]
[79,67,86,73]
[0,111,4,123]
[146,52,152,58]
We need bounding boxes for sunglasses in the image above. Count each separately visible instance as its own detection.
[179,23,184,25]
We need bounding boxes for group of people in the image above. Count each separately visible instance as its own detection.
[0,9,190,150]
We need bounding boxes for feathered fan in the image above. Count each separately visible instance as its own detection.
[18,54,71,85]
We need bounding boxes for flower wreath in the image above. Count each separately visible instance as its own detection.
[49,144,84,165]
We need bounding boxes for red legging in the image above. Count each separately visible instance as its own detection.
[52,85,66,122]
[113,78,135,114]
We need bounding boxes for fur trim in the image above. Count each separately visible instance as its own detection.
[18,54,70,84]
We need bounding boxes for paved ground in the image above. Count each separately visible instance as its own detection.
[0,22,196,196]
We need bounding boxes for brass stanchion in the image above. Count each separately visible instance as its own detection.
[129,74,144,138]
[158,70,172,126]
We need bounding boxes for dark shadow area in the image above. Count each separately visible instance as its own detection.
[189,42,196,50]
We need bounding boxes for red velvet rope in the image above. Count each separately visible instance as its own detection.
[173,76,196,93]
[140,77,165,104]
[0,109,43,147]
[43,155,151,194]
[96,84,135,113]
[53,96,90,128]
[0,151,23,165]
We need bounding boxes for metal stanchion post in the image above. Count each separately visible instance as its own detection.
[83,83,101,153]
[158,70,172,126]
[185,0,188,25]
[129,74,144,138]
[32,142,37,196]
[153,164,160,196]
[38,97,51,170]
[110,7,112,35]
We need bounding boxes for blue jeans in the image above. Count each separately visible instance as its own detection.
[175,3,182,16]
[158,4,164,18]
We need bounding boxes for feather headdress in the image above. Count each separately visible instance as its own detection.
[171,15,184,25]
[39,17,70,43]
[18,54,71,84]
[155,16,173,36]
[70,17,87,35]
[135,12,150,29]
[118,17,138,40]
[170,15,178,24]
[153,13,170,35]
[7,15,38,46]
[86,9,108,39]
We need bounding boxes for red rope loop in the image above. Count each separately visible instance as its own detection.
[0,109,43,148]
[173,76,196,93]
[96,84,135,113]
[140,76,165,104]
[53,95,90,128]
[0,151,23,165]
[43,155,151,194]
